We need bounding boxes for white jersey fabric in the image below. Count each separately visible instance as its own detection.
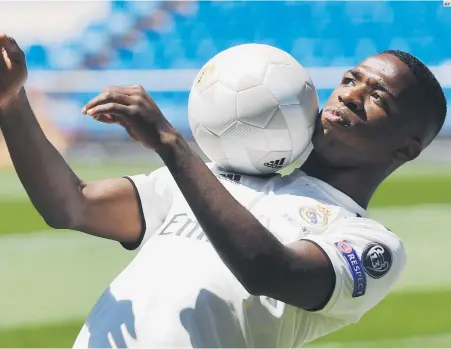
[73,164,406,348]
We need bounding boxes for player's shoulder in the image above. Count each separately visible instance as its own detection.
[129,165,176,192]
[207,162,282,187]
[144,163,278,190]
[331,216,406,278]
[333,216,403,246]
[308,215,406,323]
[208,163,245,184]
[141,165,172,184]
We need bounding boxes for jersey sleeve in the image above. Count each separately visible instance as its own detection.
[302,216,406,323]
[120,166,174,251]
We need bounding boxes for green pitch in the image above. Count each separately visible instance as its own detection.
[0,161,449,348]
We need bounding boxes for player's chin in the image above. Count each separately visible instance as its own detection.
[312,115,349,148]
[315,113,346,138]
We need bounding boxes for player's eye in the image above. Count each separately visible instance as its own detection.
[371,92,386,103]
[342,77,355,86]
[371,92,381,100]
[371,92,387,108]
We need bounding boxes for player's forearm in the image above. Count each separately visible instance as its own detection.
[157,132,287,293]
[0,89,85,228]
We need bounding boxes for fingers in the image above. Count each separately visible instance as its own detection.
[91,113,138,143]
[0,33,25,64]
[92,112,140,143]
[0,47,10,71]
[92,113,119,124]
[86,103,130,117]
[82,91,135,115]
[82,85,159,148]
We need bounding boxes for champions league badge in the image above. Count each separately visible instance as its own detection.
[362,242,393,279]
[335,240,366,297]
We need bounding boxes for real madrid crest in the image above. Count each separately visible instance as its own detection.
[299,207,329,227]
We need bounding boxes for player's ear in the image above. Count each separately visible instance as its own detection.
[393,136,422,162]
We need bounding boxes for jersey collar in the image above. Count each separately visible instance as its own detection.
[295,169,368,218]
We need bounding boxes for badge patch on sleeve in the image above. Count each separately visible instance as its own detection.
[335,241,367,298]
[362,242,392,279]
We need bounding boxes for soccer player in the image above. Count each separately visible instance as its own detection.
[0,33,447,347]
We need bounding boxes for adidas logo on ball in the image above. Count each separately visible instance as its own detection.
[264,158,286,169]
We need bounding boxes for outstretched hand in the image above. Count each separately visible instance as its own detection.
[82,85,177,151]
[0,33,28,109]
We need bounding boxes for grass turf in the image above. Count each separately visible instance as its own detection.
[1,289,449,348]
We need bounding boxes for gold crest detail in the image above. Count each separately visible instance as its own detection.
[299,207,328,227]
[196,63,215,86]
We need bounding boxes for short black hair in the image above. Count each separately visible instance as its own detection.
[382,49,447,146]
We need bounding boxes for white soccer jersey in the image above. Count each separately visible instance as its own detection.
[73,164,406,348]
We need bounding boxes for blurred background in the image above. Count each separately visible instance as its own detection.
[0,1,450,348]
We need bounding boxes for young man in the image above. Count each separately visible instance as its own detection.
[0,34,446,347]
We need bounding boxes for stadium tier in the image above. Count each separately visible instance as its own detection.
[24,1,451,70]
[23,1,451,70]
[20,1,451,137]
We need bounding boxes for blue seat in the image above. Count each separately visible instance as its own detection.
[47,43,84,70]
[25,44,49,69]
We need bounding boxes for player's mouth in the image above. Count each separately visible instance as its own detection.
[323,108,352,128]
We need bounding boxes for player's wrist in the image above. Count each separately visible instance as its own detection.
[0,87,28,115]
[154,122,184,154]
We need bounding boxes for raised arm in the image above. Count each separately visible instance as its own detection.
[0,34,142,245]
[82,85,336,310]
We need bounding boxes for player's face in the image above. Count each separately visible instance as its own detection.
[312,53,421,167]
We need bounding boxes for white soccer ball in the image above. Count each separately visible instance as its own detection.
[188,43,319,175]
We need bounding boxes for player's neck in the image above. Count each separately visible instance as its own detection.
[300,151,387,209]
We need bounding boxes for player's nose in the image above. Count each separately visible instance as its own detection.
[338,88,364,114]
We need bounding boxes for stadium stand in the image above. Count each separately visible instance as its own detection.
[15,1,451,138]
[22,1,451,70]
